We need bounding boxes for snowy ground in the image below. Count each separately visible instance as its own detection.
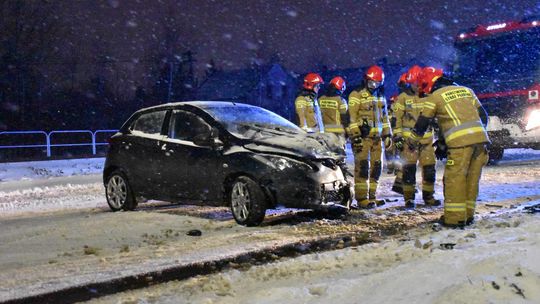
[0,150,539,303]
[90,212,540,304]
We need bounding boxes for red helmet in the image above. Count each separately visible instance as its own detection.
[405,65,422,86]
[398,73,407,85]
[365,65,384,83]
[303,73,324,90]
[419,67,443,94]
[330,76,346,92]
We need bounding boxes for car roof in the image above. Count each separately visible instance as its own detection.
[137,101,256,113]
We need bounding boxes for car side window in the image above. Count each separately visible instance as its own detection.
[169,110,211,141]
[131,110,167,135]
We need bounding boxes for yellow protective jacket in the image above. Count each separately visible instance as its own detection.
[394,92,434,145]
[421,85,489,148]
[348,88,391,138]
[295,93,321,132]
[318,94,347,133]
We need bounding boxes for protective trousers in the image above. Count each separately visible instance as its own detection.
[354,137,382,206]
[401,143,436,202]
[443,144,488,225]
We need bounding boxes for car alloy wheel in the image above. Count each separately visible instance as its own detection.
[107,175,128,209]
[105,170,138,211]
[229,176,266,226]
[231,181,250,221]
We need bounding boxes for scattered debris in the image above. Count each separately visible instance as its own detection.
[422,240,433,250]
[523,204,540,214]
[510,283,526,298]
[431,223,443,232]
[83,245,100,255]
[491,281,500,290]
[485,204,504,208]
[187,229,202,236]
[515,271,523,277]
[439,243,456,250]
[120,245,130,253]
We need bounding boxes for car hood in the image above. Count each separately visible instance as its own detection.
[243,132,345,160]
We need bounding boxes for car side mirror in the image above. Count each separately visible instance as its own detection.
[193,127,223,149]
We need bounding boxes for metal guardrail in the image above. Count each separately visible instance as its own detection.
[0,129,118,157]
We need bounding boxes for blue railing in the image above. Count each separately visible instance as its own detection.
[0,129,118,157]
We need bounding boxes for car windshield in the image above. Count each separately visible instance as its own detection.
[201,103,303,138]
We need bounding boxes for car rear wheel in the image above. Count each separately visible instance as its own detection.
[105,170,138,211]
[229,176,266,226]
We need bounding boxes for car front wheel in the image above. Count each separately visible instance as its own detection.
[105,170,138,211]
[229,176,266,226]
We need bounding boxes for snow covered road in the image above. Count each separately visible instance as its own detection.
[0,150,539,303]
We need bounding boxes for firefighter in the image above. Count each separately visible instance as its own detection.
[393,66,441,208]
[348,65,392,208]
[389,74,407,195]
[295,73,324,133]
[319,76,348,148]
[409,67,490,227]
[385,93,399,174]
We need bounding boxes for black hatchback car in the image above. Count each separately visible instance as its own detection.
[104,101,352,226]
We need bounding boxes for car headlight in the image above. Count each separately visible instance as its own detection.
[526,109,540,131]
[265,156,313,171]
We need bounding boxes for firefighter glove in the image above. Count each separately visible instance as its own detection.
[352,135,363,152]
[383,135,393,150]
[433,139,448,160]
[360,119,371,138]
[406,133,420,151]
[394,136,404,151]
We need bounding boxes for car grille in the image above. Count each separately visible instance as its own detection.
[324,190,343,203]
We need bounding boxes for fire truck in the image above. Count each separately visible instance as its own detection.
[454,17,540,161]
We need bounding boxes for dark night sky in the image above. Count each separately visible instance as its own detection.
[58,0,540,87]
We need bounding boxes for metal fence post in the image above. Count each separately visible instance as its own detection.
[46,133,51,157]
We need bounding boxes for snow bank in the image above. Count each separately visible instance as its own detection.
[0,157,105,182]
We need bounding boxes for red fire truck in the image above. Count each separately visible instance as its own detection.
[454,17,540,161]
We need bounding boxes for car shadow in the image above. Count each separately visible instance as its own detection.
[134,201,334,226]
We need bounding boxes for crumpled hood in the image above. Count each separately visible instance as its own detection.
[243,132,345,160]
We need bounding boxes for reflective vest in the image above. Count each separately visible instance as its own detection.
[348,88,391,138]
[394,92,434,145]
[318,94,347,133]
[421,86,489,148]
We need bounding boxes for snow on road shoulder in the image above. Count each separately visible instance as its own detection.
[0,183,106,216]
[90,213,540,304]
[0,157,105,182]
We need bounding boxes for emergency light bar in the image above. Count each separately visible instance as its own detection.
[457,18,540,40]
[486,23,507,31]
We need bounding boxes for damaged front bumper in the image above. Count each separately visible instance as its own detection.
[261,155,352,210]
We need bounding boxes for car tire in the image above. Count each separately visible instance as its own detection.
[105,170,138,211]
[229,176,266,226]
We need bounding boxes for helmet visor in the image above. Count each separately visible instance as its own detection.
[367,80,381,90]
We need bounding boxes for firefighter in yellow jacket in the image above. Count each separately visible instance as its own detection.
[409,67,490,227]
[394,66,441,208]
[348,66,392,208]
[319,76,348,147]
[295,73,324,133]
[386,93,399,174]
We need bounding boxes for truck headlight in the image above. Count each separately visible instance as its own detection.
[526,109,540,131]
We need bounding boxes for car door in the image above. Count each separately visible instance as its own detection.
[123,109,168,198]
[159,109,222,202]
